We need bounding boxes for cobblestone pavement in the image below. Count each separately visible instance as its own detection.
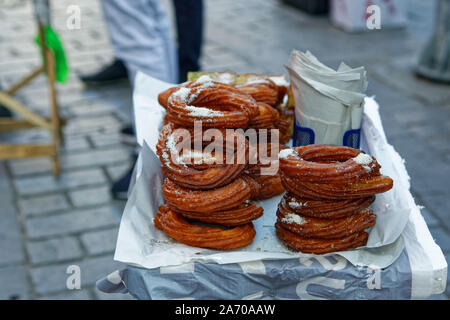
[0,0,448,300]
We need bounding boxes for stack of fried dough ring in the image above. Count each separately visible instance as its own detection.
[154,75,290,250]
[276,144,394,254]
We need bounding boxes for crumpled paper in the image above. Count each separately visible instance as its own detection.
[286,50,368,145]
[113,72,412,270]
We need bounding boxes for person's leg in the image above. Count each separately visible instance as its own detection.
[99,0,178,199]
[172,0,204,83]
[100,0,178,85]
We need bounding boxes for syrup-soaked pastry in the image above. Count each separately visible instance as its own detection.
[162,178,252,213]
[247,102,280,129]
[281,193,376,219]
[236,79,280,107]
[158,86,180,109]
[156,123,248,189]
[165,76,259,128]
[279,145,383,183]
[280,173,393,200]
[250,174,285,200]
[277,204,376,239]
[155,205,256,249]
[173,202,263,226]
[278,145,393,199]
[275,222,369,254]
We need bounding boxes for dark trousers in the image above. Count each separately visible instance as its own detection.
[173,0,204,83]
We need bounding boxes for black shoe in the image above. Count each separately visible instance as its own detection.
[0,106,12,118]
[120,125,137,146]
[111,166,134,200]
[79,59,128,85]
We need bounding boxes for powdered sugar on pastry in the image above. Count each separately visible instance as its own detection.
[185,105,224,117]
[279,149,296,160]
[352,153,373,165]
[281,213,306,225]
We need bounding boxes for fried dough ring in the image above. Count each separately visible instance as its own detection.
[277,205,376,239]
[275,223,369,254]
[248,103,280,129]
[156,123,247,189]
[166,78,259,128]
[162,178,252,213]
[155,206,256,249]
[281,193,376,219]
[236,79,279,106]
[279,145,382,183]
[173,202,263,226]
[280,173,393,200]
[249,174,285,200]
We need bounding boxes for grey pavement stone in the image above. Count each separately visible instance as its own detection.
[418,207,441,229]
[80,228,119,256]
[18,194,70,217]
[68,186,112,208]
[0,164,25,267]
[0,266,30,300]
[26,237,83,265]
[25,206,121,239]
[60,147,131,170]
[39,289,93,300]
[95,288,135,300]
[428,226,450,254]
[13,168,107,196]
[8,157,53,176]
[30,255,124,295]
[419,194,450,231]
[106,162,133,182]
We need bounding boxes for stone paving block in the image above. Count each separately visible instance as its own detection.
[38,288,93,300]
[30,255,124,295]
[63,114,123,136]
[419,194,450,231]
[88,132,125,148]
[18,194,70,217]
[60,147,130,170]
[13,168,107,196]
[95,288,135,300]
[0,266,30,300]
[25,206,121,239]
[68,186,112,208]
[428,227,450,254]
[80,228,119,256]
[418,207,441,229]
[26,237,83,265]
[0,163,25,267]
[106,162,133,182]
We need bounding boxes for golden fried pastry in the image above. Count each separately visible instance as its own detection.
[280,173,394,200]
[281,193,376,219]
[275,222,369,254]
[162,178,252,213]
[274,119,291,144]
[247,103,280,129]
[173,202,263,226]
[250,174,285,200]
[156,123,247,189]
[279,145,382,183]
[155,205,256,249]
[236,79,279,106]
[277,204,376,239]
[166,76,259,128]
[158,86,180,109]
[279,145,393,199]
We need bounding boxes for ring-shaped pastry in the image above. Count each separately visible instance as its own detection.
[155,206,256,250]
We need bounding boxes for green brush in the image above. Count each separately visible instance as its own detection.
[34,25,70,83]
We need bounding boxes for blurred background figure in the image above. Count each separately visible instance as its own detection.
[79,0,204,199]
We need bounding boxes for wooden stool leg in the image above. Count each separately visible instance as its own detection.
[40,26,61,176]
